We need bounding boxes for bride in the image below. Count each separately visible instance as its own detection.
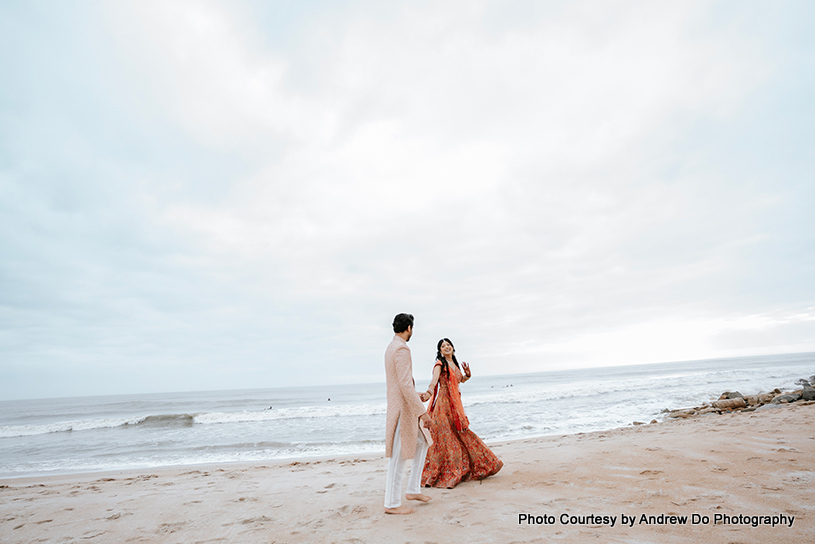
[421,338,502,488]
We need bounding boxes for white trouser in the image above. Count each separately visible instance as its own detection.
[384,415,429,508]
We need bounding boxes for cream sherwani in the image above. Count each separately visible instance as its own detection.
[384,334,428,508]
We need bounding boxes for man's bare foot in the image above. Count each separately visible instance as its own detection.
[384,505,415,515]
[405,493,432,502]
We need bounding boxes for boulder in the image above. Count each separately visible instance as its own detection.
[772,393,801,404]
[667,409,696,419]
[757,393,776,404]
[802,386,815,401]
[712,398,747,410]
[795,378,811,387]
[744,395,761,406]
[719,391,744,400]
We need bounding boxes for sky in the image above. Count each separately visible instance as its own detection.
[1,0,813,400]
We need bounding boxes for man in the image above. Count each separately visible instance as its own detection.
[384,313,433,514]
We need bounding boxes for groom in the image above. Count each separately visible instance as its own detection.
[384,313,432,514]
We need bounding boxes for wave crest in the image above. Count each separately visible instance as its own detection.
[0,403,386,438]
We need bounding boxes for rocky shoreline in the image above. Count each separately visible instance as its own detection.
[663,374,815,419]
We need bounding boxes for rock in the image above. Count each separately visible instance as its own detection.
[757,403,781,411]
[650,419,657,424]
[712,398,747,410]
[667,409,696,419]
[801,386,815,401]
[719,391,744,400]
[698,406,719,414]
[772,393,801,404]
[795,378,811,387]
[757,393,775,404]
[633,421,645,426]
[744,395,761,406]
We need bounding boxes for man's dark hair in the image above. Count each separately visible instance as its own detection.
[392,313,414,333]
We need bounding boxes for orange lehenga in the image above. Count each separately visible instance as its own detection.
[421,361,502,488]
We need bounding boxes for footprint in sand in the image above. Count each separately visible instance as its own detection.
[106,512,134,520]
[239,516,273,525]
[639,470,663,475]
[157,522,185,534]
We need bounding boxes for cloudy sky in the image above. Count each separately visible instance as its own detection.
[1,0,813,400]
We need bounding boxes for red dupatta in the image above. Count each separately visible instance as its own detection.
[429,361,469,431]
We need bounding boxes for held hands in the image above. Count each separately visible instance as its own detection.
[419,412,431,428]
[419,391,431,402]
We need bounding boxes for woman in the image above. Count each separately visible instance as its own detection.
[421,338,502,488]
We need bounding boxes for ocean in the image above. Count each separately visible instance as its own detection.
[1,352,812,479]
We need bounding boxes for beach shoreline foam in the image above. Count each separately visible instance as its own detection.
[1,401,812,543]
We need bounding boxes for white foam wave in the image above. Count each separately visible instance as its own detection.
[0,416,148,439]
[0,403,389,439]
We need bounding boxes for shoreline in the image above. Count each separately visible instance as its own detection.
[3,354,811,483]
[3,397,812,485]
[2,386,813,483]
[2,401,813,543]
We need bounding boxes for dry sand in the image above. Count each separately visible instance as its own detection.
[1,402,813,543]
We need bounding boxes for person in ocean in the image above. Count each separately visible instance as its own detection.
[421,338,502,488]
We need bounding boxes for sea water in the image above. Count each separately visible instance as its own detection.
[0,352,812,478]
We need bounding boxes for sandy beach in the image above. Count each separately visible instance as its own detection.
[1,402,812,544]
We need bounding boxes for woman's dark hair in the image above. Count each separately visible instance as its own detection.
[436,338,460,375]
[392,313,414,333]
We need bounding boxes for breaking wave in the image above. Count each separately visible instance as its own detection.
[0,403,386,439]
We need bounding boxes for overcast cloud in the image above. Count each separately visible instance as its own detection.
[1,0,813,400]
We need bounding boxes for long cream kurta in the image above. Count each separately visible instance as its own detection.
[384,335,427,460]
